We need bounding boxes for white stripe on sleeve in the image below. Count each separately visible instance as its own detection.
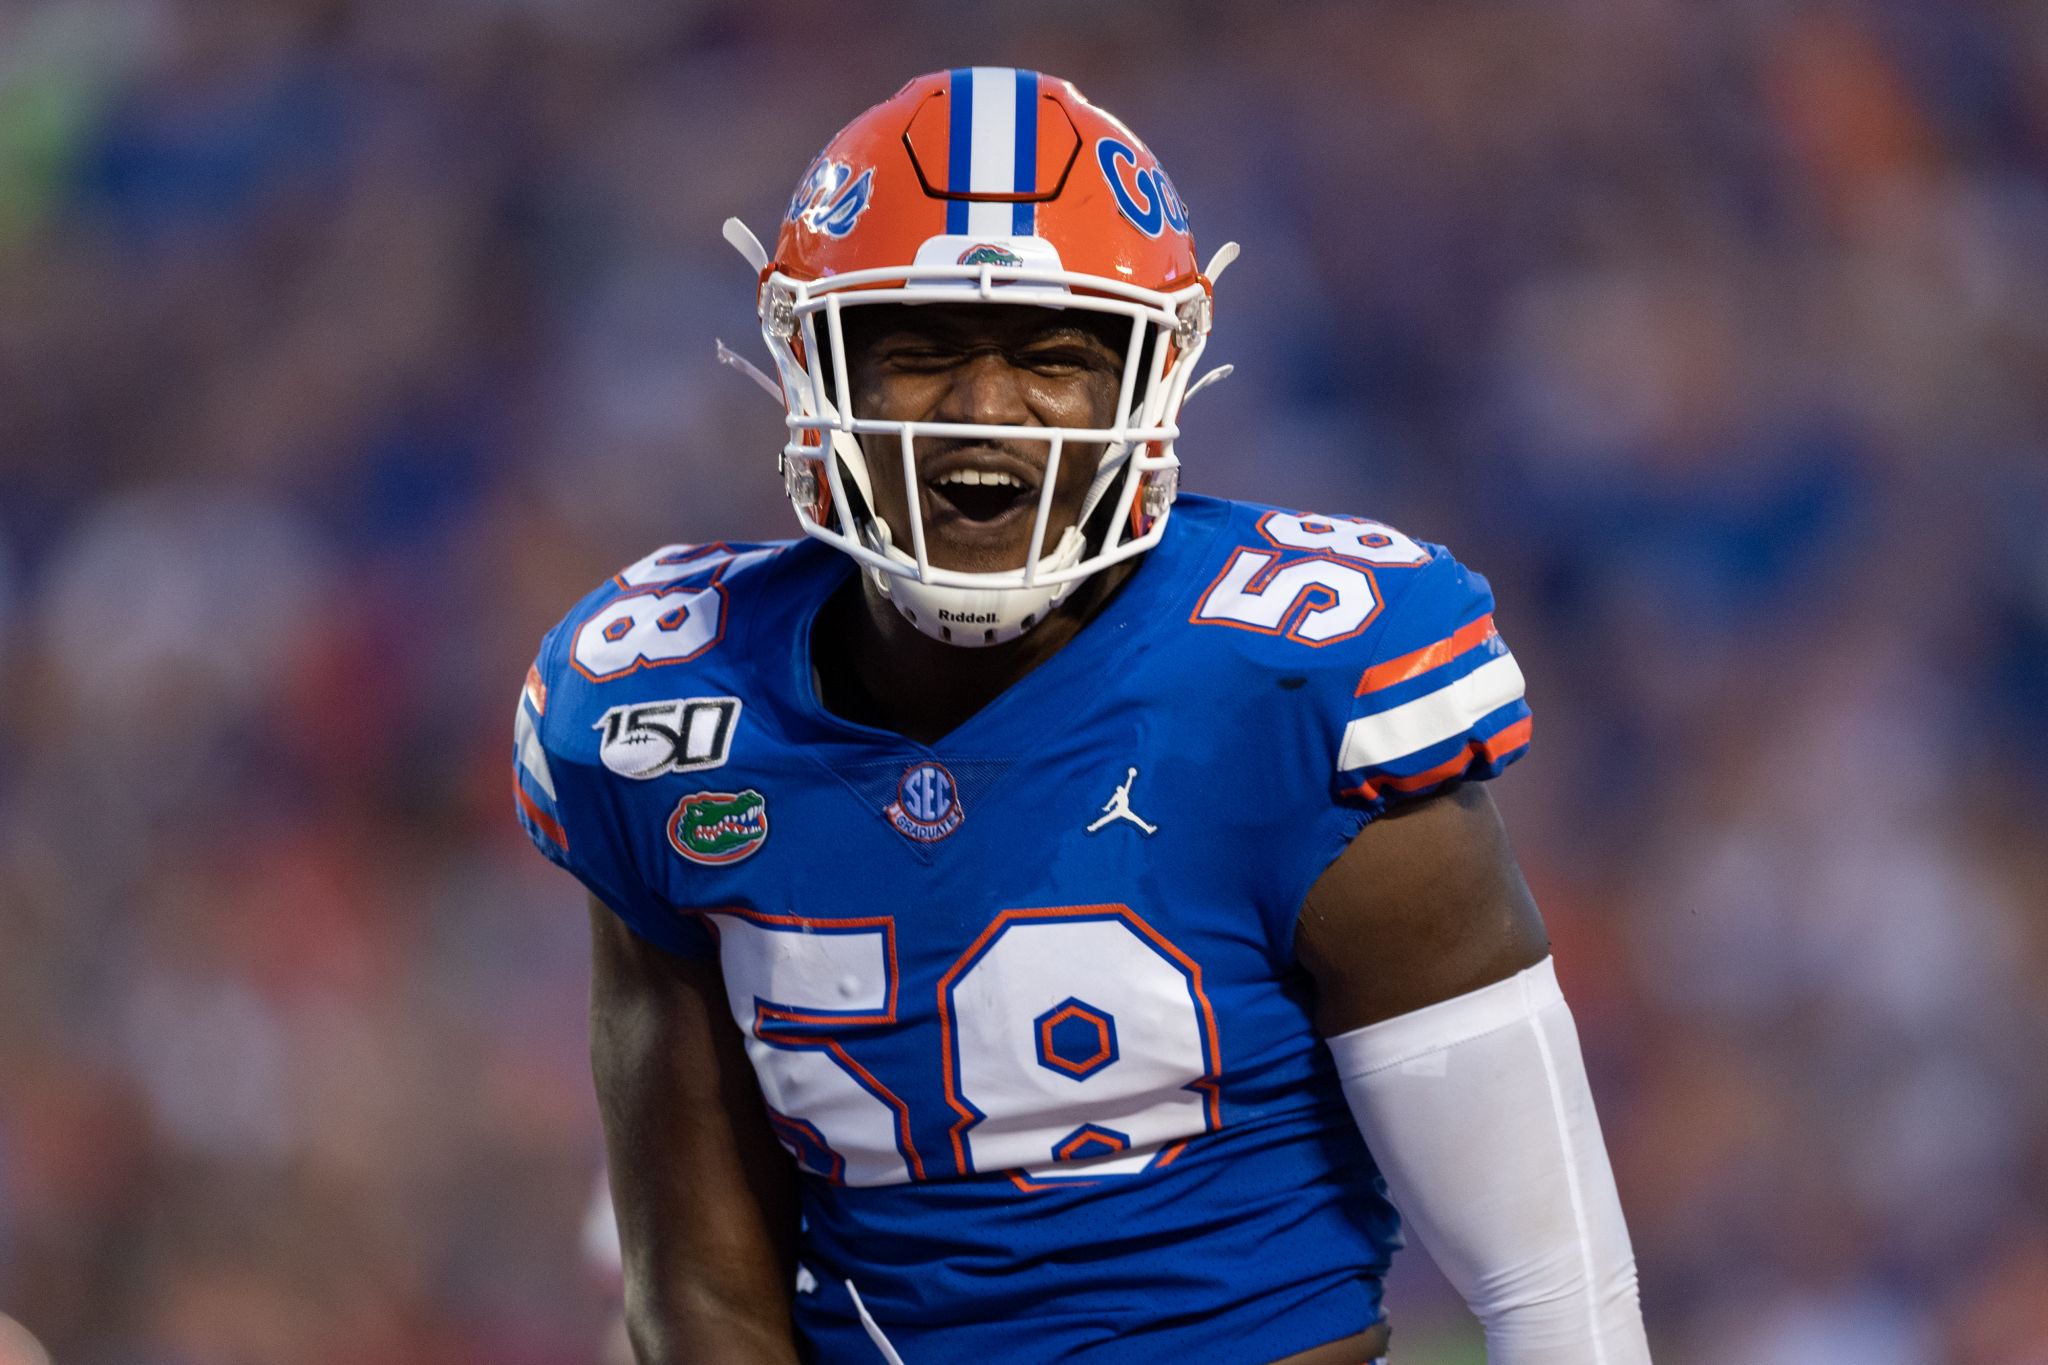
[1338,653,1526,772]
[515,700,557,800]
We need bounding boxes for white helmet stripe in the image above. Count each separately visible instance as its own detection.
[965,67,1018,237]
[945,68,1041,238]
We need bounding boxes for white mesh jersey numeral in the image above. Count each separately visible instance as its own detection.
[616,543,784,587]
[1194,551,1381,643]
[572,584,724,681]
[702,912,920,1187]
[941,909,1220,1182]
[708,907,1220,1189]
[1261,511,1429,565]
[1192,511,1428,646]
[575,543,780,680]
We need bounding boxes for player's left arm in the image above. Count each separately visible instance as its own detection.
[1295,759,1652,1361]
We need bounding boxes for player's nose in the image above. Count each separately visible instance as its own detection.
[932,350,1035,431]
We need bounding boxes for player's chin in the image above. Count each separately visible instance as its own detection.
[922,524,1039,575]
[919,486,1071,575]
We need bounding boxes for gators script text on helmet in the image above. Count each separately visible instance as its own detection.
[724,68,1237,646]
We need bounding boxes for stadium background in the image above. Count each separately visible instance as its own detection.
[3,1,2046,1361]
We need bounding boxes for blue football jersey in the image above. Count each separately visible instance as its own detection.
[514,494,1531,1363]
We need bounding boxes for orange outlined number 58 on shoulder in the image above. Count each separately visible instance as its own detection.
[570,544,783,683]
[1192,512,1428,647]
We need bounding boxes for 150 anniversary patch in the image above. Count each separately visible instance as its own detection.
[595,697,741,779]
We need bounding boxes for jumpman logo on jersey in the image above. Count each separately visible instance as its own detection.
[1086,767,1158,837]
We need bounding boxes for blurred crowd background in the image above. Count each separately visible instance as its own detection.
[2,0,2045,1361]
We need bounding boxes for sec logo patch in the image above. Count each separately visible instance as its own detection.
[885,761,963,842]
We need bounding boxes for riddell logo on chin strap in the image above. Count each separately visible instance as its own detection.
[937,609,998,624]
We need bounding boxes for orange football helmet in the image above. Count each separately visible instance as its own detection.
[725,68,1236,646]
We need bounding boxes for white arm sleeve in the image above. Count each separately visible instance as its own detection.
[1327,956,1651,1364]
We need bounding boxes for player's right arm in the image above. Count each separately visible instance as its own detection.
[588,895,802,1365]
[512,564,803,1364]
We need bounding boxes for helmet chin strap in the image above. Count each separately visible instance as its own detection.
[862,519,1087,648]
[835,419,1124,649]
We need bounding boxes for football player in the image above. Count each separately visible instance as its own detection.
[516,69,1652,1364]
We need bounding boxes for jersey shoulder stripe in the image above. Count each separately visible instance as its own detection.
[1339,650,1526,771]
[1360,713,1532,802]
[513,678,567,852]
[1331,539,1532,810]
[1355,612,1501,697]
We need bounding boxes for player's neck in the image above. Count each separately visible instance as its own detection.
[812,560,1140,746]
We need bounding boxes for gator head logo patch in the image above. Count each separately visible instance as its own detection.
[957,243,1023,268]
[667,789,768,865]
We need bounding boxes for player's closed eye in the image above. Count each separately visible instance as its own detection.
[881,344,965,371]
[892,342,1109,377]
[1016,345,1108,376]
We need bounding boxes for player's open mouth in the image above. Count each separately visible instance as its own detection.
[921,458,1040,531]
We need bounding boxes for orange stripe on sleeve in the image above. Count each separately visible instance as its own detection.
[1483,714,1534,759]
[1355,613,1498,697]
[1381,715,1534,794]
[523,662,549,715]
[514,775,568,849]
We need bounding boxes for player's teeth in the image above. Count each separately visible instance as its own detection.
[937,470,1021,488]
